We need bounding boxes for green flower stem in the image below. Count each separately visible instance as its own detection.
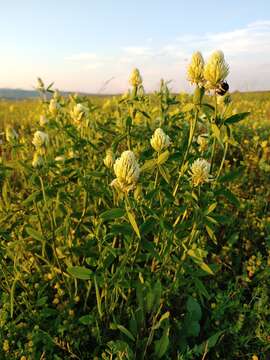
[127,123,132,150]
[173,107,199,197]
[215,141,228,184]
[210,93,218,174]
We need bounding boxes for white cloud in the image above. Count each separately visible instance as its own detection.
[65,52,98,61]
[4,21,269,93]
[122,46,152,56]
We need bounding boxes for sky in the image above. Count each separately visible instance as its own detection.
[0,0,270,93]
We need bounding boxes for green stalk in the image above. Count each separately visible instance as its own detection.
[173,107,199,197]
[210,93,218,174]
[215,141,228,184]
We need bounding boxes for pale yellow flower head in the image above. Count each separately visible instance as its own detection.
[204,50,229,90]
[70,103,89,125]
[111,150,140,193]
[39,115,49,126]
[49,99,60,116]
[197,134,208,153]
[129,68,143,87]
[150,128,171,152]
[32,131,49,149]
[190,158,211,187]
[103,149,115,168]
[5,126,18,143]
[32,152,44,168]
[187,51,205,86]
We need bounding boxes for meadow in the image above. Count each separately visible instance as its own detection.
[0,51,270,360]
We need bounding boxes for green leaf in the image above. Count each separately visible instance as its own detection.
[79,314,95,325]
[137,109,151,119]
[187,250,214,275]
[205,202,217,215]
[187,320,200,337]
[126,210,141,238]
[224,112,250,125]
[193,330,224,355]
[154,327,170,358]
[187,297,202,321]
[158,165,171,183]
[22,190,42,206]
[153,311,170,330]
[219,167,244,183]
[25,227,44,242]
[205,225,217,244]
[116,324,135,341]
[194,278,210,299]
[140,158,157,172]
[202,103,215,111]
[199,261,215,275]
[94,276,103,318]
[182,103,194,112]
[211,123,221,140]
[110,223,132,235]
[112,134,127,152]
[67,266,93,280]
[157,150,170,165]
[217,188,240,207]
[100,208,125,221]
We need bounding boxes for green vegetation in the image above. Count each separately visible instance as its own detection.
[0,60,270,360]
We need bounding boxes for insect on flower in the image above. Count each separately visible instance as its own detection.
[216,81,229,96]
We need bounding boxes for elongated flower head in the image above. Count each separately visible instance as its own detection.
[5,126,18,143]
[150,128,171,152]
[111,150,140,193]
[103,149,115,168]
[190,158,211,187]
[129,68,143,87]
[32,131,49,149]
[204,50,229,90]
[70,103,89,126]
[187,51,205,86]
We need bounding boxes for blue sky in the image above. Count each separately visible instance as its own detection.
[0,0,270,93]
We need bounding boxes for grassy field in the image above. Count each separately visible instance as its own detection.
[0,57,270,359]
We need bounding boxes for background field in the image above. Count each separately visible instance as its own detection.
[0,86,270,359]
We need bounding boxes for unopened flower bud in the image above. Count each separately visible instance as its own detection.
[103,149,115,168]
[5,126,18,143]
[129,68,143,87]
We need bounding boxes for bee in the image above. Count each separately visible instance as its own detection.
[216,81,229,96]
